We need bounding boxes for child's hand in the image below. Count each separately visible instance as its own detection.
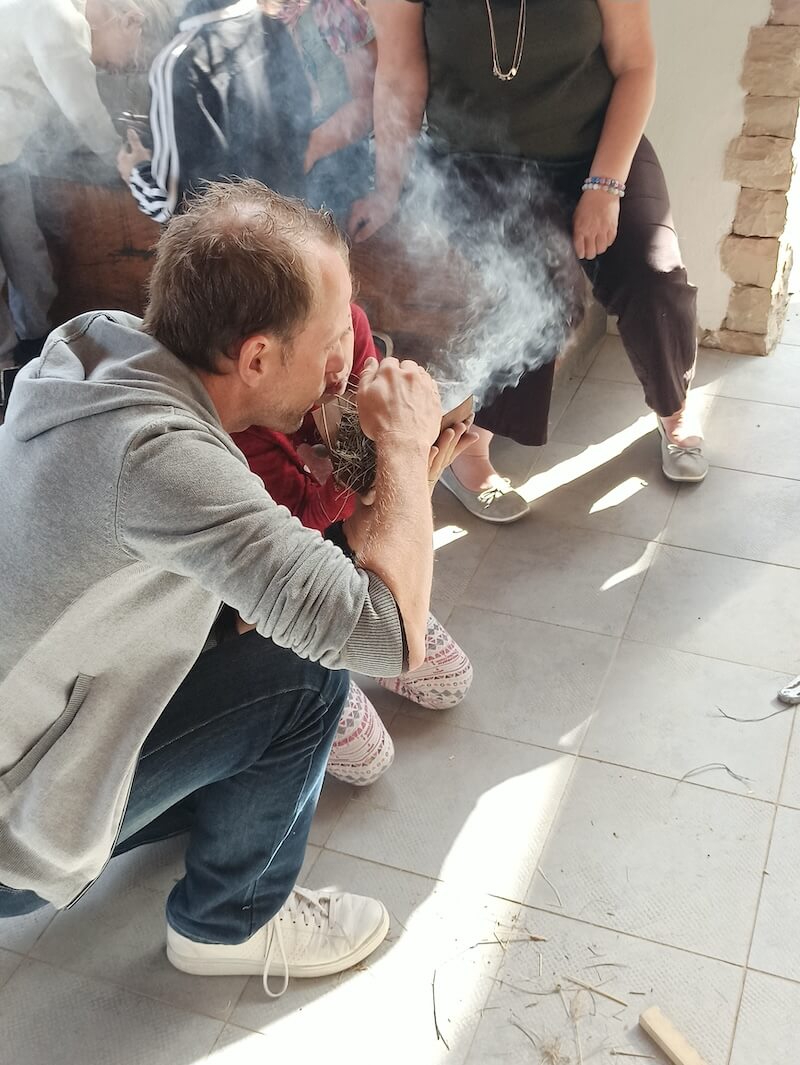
[428,419,479,493]
[116,129,151,185]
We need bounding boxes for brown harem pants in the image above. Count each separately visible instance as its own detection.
[468,137,698,445]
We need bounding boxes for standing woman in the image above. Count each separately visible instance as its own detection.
[350,0,707,523]
[276,0,378,226]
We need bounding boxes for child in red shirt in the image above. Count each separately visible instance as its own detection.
[233,304,472,785]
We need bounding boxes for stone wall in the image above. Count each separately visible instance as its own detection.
[707,1,800,354]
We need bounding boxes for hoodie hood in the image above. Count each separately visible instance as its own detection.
[4,312,222,443]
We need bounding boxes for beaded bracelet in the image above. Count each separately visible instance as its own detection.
[582,175,626,197]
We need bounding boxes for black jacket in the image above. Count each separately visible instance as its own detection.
[130,0,311,221]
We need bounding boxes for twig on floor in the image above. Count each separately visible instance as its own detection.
[610,1052,655,1060]
[565,976,629,1008]
[431,969,450,1051]
[388,909,408,934]
[537,949,543,978]
[580,961,629,972]
[496,977,539,995]
[679,762,753,790]
[509,1013,540,1049]
[557,983,571,1019]
[717,704,792,724]
[575,1017,584,1065]
[472,935,545,949]
[537,867,564,908]
[540,1038,570,1065]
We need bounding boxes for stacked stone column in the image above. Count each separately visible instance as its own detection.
[713,0,800,354]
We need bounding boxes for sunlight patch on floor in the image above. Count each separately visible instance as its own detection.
[516,413,657,505]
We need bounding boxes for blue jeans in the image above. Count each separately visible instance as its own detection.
[0,632,348,943]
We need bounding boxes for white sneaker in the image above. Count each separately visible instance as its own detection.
[166,885,390,997]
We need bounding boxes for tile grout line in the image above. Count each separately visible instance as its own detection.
[490,897,752,971]
[575,633,624,759]
[448,601,797,680]
[725,705,799,1065]
[622,628,797,679]
[384,702,788,805]
[0,951,231,1034]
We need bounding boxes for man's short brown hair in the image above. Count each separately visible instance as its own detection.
[143,180,350,372]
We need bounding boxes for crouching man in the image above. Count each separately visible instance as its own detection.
[0,180,445,996]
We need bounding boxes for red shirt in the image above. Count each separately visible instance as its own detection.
[232,303,377,532]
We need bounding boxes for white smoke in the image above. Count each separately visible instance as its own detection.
[387,148,585,412]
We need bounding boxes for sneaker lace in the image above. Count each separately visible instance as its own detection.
[262,887,335,998]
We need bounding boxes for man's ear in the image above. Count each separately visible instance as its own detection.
[237,333,282,386]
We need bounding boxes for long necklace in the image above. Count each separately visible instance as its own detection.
[483,0,527,81]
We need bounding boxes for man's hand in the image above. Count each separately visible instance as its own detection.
[356,356,442,450]
[116,129,151,185]
[572,191,620,261]
[428,420,479,492]
[347,190,398,244]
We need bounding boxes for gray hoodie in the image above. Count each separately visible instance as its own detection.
[0,311,403,907]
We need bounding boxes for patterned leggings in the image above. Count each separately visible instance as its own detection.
[326,614,473,785]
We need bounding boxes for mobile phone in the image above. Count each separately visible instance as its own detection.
[113,112,153,150]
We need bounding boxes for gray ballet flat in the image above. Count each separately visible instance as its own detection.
[439,467,529,524]
[656,419,708,483]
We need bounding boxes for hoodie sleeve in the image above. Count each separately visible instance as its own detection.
[115,420,405,676]
[24,0,120,163]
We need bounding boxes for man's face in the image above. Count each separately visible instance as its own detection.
[87,1,144,71]
[255,243,354,433]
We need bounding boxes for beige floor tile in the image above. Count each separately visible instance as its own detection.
[779,715,800,809]
[780,293,800,345]
[729,969,800,1065]
[704,394,800,481]
[463,520,653,636]
[664,466,800,568]
[308,775,352,847]
[548,370,584,432]
[430,608,616,752]
[525,759,773,963]
[92,836,188,900]
[626,544,800,673]
[30,884,247,1021]
[490,434,543,488]
[430,483,499,619]
[227,852,519,1065]
[522,434,677,540]
[0,958,222,1065]
[0,946,22,991]
[716,343,800,407]
[584,642,794,801]
[0,901,55,955]
[749,806,800,982]
[466,907,742,1065]
[588,334,730,395]
[327,713,573,900]
[551,379,655,447]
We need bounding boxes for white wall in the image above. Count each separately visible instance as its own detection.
[646,0,772,331]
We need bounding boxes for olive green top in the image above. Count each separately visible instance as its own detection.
[407,0,614,161]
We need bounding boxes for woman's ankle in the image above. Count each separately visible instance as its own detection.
[450,452,498,492]
[660,404,703,447]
